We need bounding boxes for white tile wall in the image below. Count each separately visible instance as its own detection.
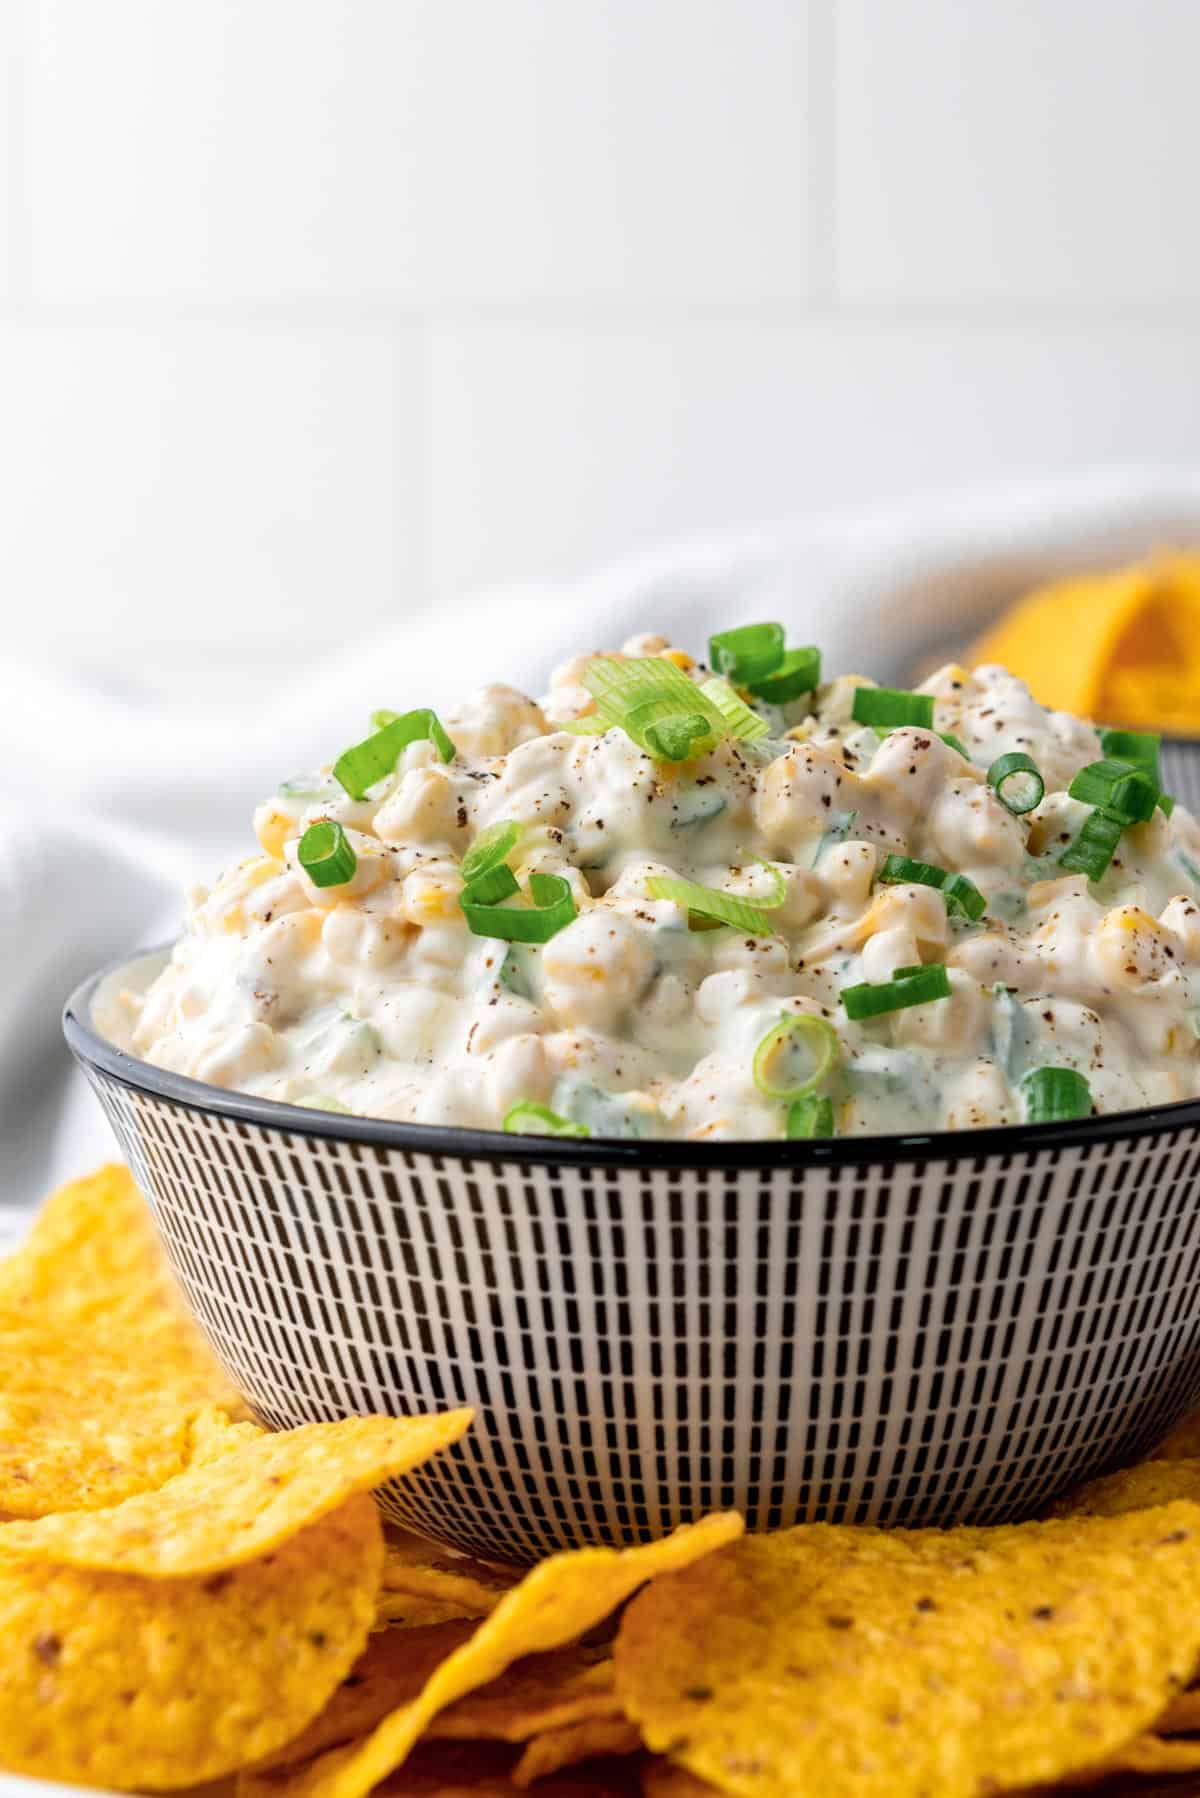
[5,0,1200,692]
[835,0,1200,304]
[0,324,418,687]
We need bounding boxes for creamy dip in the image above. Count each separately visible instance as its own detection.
[125,629,1200,1140]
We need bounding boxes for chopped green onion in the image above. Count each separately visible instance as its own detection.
[582,657,726,762]
[640,711,715,762]
[461,862,519,907]
[876,853,986,922]
[987,752,1044,815]
[787,1094,835,1139]
[298,820,358,888]
[460,869,577,943]
[752,1013,839,1101]
[851,686,935,730]
[1100,728,1175,817]
[645,871,782,934]
[941,874,987,922]
[460,820,522,884]
[842,964,952,1020]
[745,646,822,705]
[707,622,785,684]
[1068,759,1159,824]
[559,715,606,736]
[1058,807,1124,880]
[698,676,771,741]
[334,709,456,800]
[503,1101,590,1139]
[1099,728,1162,781]
[936,732,970,758]
[299,1093,353,1115]
[1020,1066,1092,1124]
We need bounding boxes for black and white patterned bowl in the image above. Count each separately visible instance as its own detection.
[64,954,1200,1562]
[1161,736,1200,817]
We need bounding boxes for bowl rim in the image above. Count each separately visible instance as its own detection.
[65,949,1200,1171]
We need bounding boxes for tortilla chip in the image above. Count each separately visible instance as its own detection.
[259,1624,478,1770]
[263,1628,617,1771]
[376,1738,638,1795]
[1151,1406,1200,1462]
[513,1716,642,1787]
[0,1492,381,1790]
[614,1505,1200,1798]
[0,1167,246,1518]
[375,1593,487,1632]
[640,1765,719,1798]
[241,1513,743,1798]
[1156,1685,1200,1735]
[1049,1456,1200,1519]
[383,1528,517,1614]
[0,1165,239,1404]
[0,1410,472,1576]
[1097,1732,1200,1775]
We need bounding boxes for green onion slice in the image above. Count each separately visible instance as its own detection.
[698,676,771,742]
[707,622,785,684]
[842,963,952,1020]
[460,820,522,885]
[1058,807,1124,880]
[987,752,1044,815]
[1068,758,1158,824]
[639,711,715,763]
[1020,1066,1092,1124]
[752,1013,839,1101]
[1099,728,1162,780]
[787,1094,835,1139]
[877,854,986,922]
[1099,728,1175,817]
[460,869,577,943]
[298,820,358,889]
[745,646,822,705]
[582,657,726,762]
[937,731,970,759]
[503,1101,590,1139]
[334,708,456,800]
[851,686,935,730]
[645,867,784,934]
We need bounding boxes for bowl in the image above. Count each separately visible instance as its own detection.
[65,951,1200,1562]
[1161,735,1200,816]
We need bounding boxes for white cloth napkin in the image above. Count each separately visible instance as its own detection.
[5,469,1200,1231]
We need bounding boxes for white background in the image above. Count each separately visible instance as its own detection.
[3,0,1200,698]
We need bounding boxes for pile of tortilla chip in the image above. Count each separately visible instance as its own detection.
[8,1167,1200,1798]
[969,550,1200,734]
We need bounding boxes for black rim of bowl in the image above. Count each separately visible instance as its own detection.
[64,950,1200,1172]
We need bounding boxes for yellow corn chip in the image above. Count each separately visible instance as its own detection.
[383,1527,516,1614]
[1097,1732,1200,1775]
[615,1504,1200,1798]
[375,1593,487,1631]
[1157,1685,1200,1734]
[0,1410,472,1576]
[513,1716,642,1787]
[436,1644,617,1743]
[0,1167,245,1517]
[1152,1405,1200,1462]
[0,1165,239,1404]
[241,1513,743,1798]
[640,1765,720,1798]
[262,1625,616,1770]
[258,1623,478,1770]
[0,1492,382,1790]
[1050,1455,1200,1519]
[372,1738,637,1795]
[968,552,1200,733]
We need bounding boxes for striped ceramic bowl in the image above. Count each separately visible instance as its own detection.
[65,953,1200,1563]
